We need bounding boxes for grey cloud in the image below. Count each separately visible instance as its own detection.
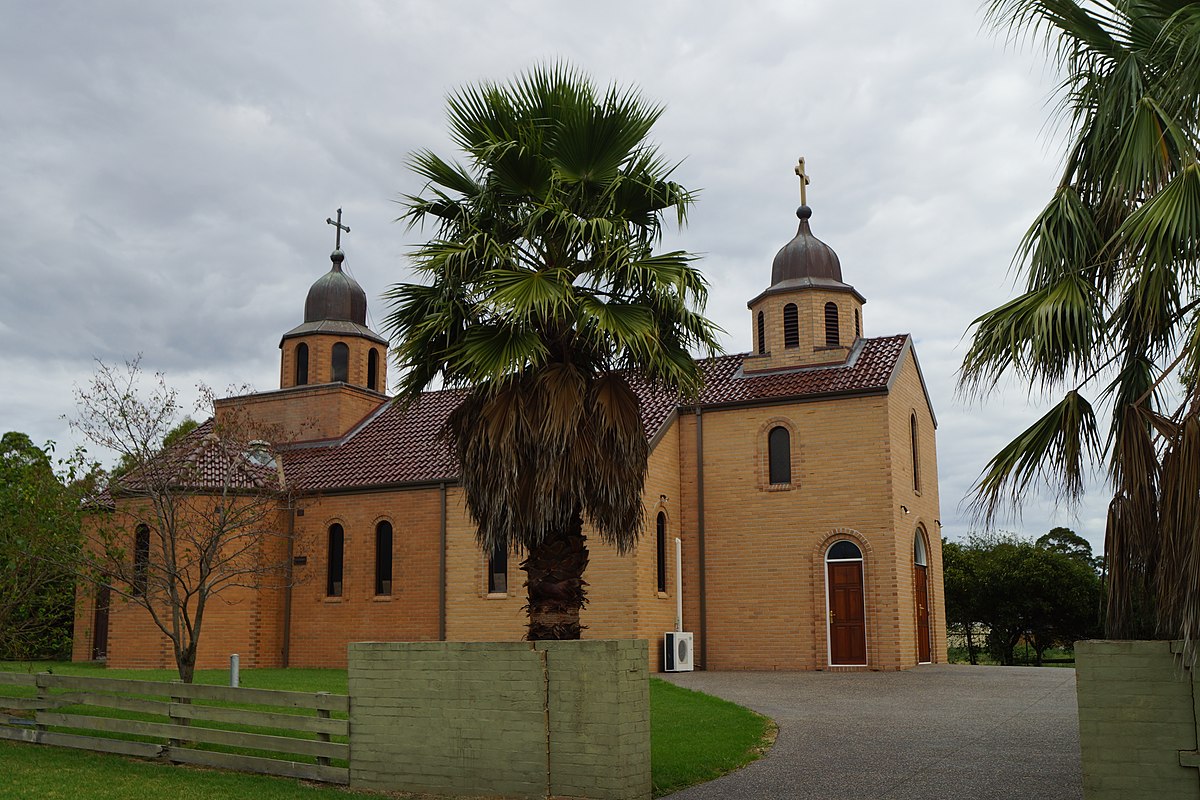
[0,0,1105,553]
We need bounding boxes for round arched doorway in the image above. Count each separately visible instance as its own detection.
[914,530,932,663]
[826,540,867,666]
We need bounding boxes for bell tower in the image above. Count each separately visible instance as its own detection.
[278,209,389,393]
[743,159,865,374]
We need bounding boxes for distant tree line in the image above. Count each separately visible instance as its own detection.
[0,432,88,660]
[944,528,1103,666]
[0,414,202,664]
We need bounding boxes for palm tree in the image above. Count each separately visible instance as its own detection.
[960,1,1200,651]
[385,64,721,640]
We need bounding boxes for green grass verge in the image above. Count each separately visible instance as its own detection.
[0,663,773,798]
[650,677,774,797]
[0,740,360,800]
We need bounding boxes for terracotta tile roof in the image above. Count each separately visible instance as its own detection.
[280,335,910,492]
[693,334,907,407]
[111,419,282,495]
[284,388,462,491]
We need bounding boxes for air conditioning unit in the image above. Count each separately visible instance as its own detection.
[664,631,695,672]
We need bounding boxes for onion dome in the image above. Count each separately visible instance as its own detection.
[770,205,843,286]
[304,250,368,324]
[281,248,387,348]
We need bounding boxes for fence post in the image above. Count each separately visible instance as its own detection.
[35,673,50,738]
[230,653,240,688]
[167,679,190,756]
[316,691,331,768]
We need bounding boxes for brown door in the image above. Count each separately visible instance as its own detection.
[915,564,931,663]
[91,586,110,661]
[828,561,867,665]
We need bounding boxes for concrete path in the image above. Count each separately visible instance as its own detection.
[661,664,1082,800]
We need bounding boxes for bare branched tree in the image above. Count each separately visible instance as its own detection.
[72,358,298,682]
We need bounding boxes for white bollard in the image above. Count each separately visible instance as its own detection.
[230,653,240,687]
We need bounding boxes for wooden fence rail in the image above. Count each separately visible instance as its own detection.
[0,672,350,785]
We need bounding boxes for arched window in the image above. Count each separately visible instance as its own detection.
[854,309,861,338]
[768,426,791,485]
[367,347,379,392]
[331,342,349,383]
[827,540,863,561]
[133,524,150,595]
[756,311,766,355]
[824,302,839,347]
[488,546,508,595]
[656,512,668,593]
[914,531,928,566]
[910,413,921,492]
[327,524,344,597]
[375,521,393,596]
[295,343,309,386]
[783,304,799,348]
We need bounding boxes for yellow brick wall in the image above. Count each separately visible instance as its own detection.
[744,287,862,372]
[286,489,443,668]
[279,334,387,393]
[884,349,948,666]
[215,384,384,443]
[682,393,899,670]
[71,502,290,672]
[633,418,684,670]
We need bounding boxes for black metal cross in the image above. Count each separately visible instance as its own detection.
[326,208,350,249]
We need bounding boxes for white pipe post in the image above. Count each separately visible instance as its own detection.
[674,537,683,633]
[230,653,240,688]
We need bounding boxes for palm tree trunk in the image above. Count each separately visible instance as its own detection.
[522,509,589,640]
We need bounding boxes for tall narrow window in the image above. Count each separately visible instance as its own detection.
[133,524,150,596]
[854,308,861,338]
[375,521,393,596]
[367,347,379,391]
[756,311,766,355]
[783,304,799,348]
[656,512,668,593]
[331,342,349,383]
[911,413,921,492]
[327,524,344,597]
[825,302,840,346]
[768,426,791,485]
[295,343,309,386]
[488,546,508,595]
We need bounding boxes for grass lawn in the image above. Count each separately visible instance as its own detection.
[0,661,772,799]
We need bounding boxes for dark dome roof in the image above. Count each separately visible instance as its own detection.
[304,250,368,324]
[770,205,843,285]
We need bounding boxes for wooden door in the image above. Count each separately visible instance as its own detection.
[915,564,931,663]
[828,562,866,665]
[91,586,110,660]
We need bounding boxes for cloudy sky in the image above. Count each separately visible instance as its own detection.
[2,0,1110,552]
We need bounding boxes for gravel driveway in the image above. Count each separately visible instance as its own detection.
[661,664,1082,800]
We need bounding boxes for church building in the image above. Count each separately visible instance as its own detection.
[72,190,946,672]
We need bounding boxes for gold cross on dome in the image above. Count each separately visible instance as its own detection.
[326,207,350,250]
[794,157,810,206]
